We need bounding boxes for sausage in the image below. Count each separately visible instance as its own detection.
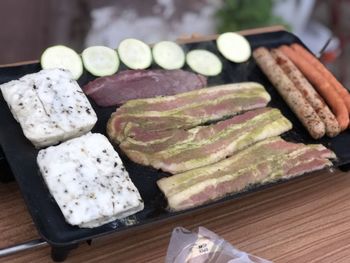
[291,44,350,116]
[279,45,349,131]
[253,47,326,139]
[271,48,340,137]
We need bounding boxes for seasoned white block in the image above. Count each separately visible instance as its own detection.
[37,133,144,228]
[0,68,97,147]
[0,78,65,147]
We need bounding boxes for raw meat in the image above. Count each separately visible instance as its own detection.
[120,108,292,173]
[157,137,335,211]
[83,69,207,106]
[107,82,271,144]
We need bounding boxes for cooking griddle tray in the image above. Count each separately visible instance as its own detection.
[0,30,349,261]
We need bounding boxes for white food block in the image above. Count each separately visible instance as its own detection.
[0,78,65,147]
[0,68,97,148]
[37,133,144,228]
[25,69,97,139]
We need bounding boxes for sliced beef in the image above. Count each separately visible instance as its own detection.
[83,69,207,106]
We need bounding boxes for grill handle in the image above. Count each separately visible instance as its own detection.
[0,239,47,257]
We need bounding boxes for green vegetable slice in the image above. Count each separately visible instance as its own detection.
[186,49,222,76]
[118,38,152,69]
[152,41,185,70]
[41,45,83,80]
[82,46,119,76]
[216,32,251,63]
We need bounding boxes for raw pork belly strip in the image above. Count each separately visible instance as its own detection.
[108,82,271,143]
[37,133,144,228]
[0,69,97,148]
[121,108,292,173]
[157,137,335,211]
[83,69,207,107]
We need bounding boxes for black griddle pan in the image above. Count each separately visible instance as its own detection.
[0,30,349,260]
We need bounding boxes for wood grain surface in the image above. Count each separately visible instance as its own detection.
[1,169,350,262]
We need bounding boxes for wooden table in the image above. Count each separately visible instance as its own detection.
[1,26,350,262]
[1,170,350,263]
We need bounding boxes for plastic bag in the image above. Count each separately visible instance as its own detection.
[165,227,272,263]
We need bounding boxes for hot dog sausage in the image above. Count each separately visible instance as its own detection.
[279,45,349,130]
[291,43,350,118]
[271,48,340,137]
[253,47,325,139]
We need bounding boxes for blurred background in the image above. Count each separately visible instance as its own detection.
[0,0,349,85]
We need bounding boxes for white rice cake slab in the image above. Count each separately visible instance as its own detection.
[0,68,97,148]
[37,133,144,228]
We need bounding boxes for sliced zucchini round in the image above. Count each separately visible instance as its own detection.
[216,32,251,63]
[186,49,222,76]
[118,38,152,69]
[82,46,119,77]
[41,45,83,80]
[152,41,185,70]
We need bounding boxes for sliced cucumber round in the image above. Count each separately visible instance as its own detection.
[118,38,152,69]
[82,46,119,76]
[152,41,185,70]
[186,49,222,76]
[216,32,251,63]
[41,45,83,80]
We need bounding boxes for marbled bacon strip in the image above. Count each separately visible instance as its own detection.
[120,108,292,173]
[1,68,97,148]
[157,137,335,211]
[37,133,144,228]
[107,82,271,144]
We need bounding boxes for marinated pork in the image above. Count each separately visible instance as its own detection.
[157,137,335,211]
[120,108,292,173]
[83,69,207,106]
[107,82,271,144]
